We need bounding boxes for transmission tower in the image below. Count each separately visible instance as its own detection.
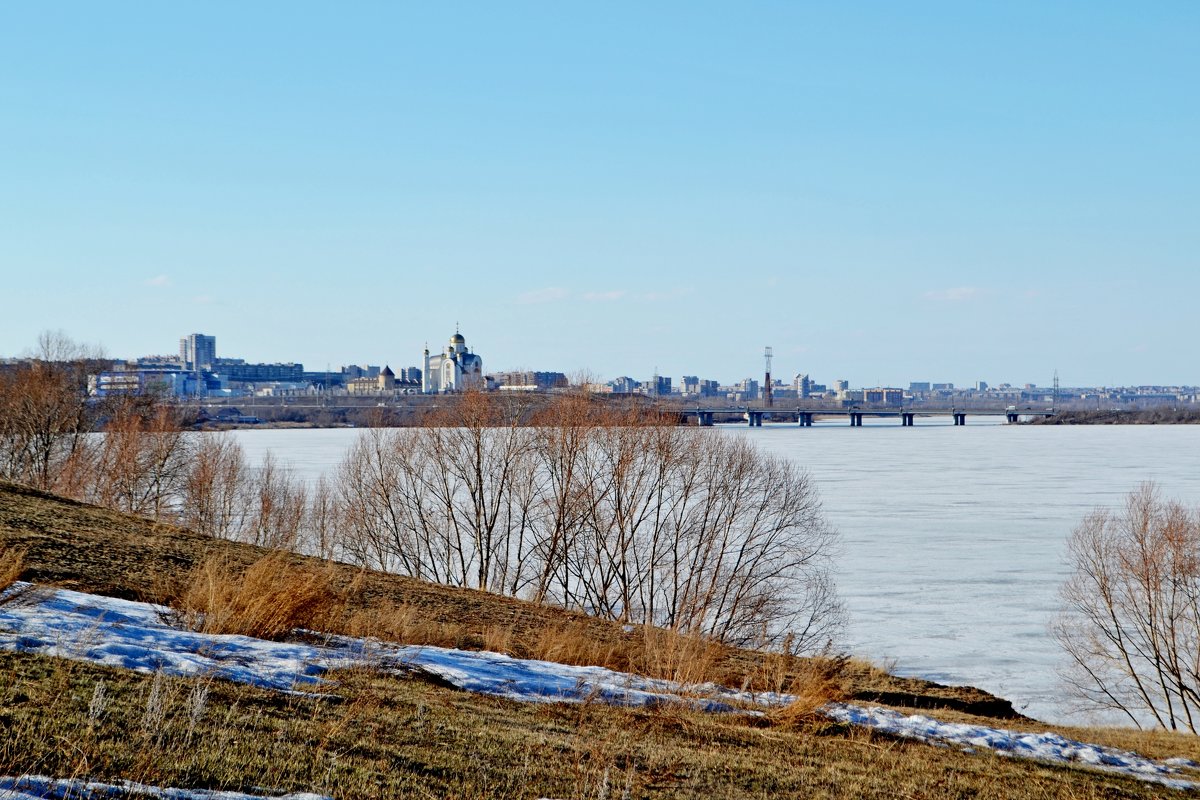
[1053,369,1060,411]
[763,346,774,408]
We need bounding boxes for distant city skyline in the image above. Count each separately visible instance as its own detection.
[5,326,1196,395]
[2,3,1196,386]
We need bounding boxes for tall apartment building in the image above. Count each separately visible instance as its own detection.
[179,334,216,371]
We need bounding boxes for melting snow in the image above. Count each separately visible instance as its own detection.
[823,703,1198,790]
[0,775,328,799]
[1,583,1196,790]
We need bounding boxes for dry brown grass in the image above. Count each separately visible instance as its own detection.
[0,545,27,608]
[339,598,467,648]
[4,650,1184,800]
[768,658,850,725]
[528,620,624,669]
[630,625,727,686]
[6,482,1199,797]
[0,545,24,590]
[169,552,340,639]
[0,479,1022,719]
[336,598,740,692]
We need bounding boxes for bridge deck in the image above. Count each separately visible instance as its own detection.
[680,407,1056,417]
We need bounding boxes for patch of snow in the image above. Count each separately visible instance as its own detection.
[0,584,356,692]
[0,584,762,710]
[2,583,1196,790]
[0,775,328,799]
[823,703,1197,790]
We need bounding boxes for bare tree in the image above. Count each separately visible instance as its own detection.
[336,391,541,589]
[83,397,191,518]
[180,433,249,538]
[334,391,843,653]
[302,475,340,560]
[1055,484,1200,731]
[0,341,95,491]
[552,426,842,650]
[244,451,309,550]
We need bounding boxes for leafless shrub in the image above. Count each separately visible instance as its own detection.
[304,476,340,560]
[335,391,843,653]
[1055,483,1200,731]
[244,452,309,550]
[180,433,248,537]
[0,332,97,491]
[83,398,191,518]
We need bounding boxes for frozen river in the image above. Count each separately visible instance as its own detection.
[228,421,1200,724]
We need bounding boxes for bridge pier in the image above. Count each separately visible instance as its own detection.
[681,405,1035,428]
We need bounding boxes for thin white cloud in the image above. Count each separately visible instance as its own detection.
[145,275,170,287]
[635,287,696,302]
[582,290,626,302]
[923,287,980,302]
[516,287,570,305]
[193,294,213,305]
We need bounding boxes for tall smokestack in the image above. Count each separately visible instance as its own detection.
[763,346,773,408]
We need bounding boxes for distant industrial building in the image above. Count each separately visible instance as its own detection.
[214,361,305,382]
[679,376,719,397]
[179,333,216,371]
[641,376,671,397]
[718,378,759,401]
[862,387,904,405]
[606,376,640,393]
[89,367,226,398]
[490,371,568,391]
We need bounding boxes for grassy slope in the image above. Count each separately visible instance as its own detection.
[0,480,1006,715]
[2,481,1200,798]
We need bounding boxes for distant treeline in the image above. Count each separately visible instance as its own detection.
[1030,408,1200,425]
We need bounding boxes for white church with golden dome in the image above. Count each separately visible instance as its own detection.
[422,328,484,393]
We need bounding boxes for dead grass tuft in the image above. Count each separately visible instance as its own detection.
[768,656,849,727]
[0,546,27,607]
[530,621,624,670]
[631,626,726,687]
[0,546,24,590]
[339,600,467,648]
[170,552,339,639]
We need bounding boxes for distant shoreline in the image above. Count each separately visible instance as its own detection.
[1028,409,1200,425]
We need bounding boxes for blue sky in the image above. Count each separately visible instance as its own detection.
[1,2,1196,387]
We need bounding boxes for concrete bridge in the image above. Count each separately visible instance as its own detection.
[681,406,1057,427]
